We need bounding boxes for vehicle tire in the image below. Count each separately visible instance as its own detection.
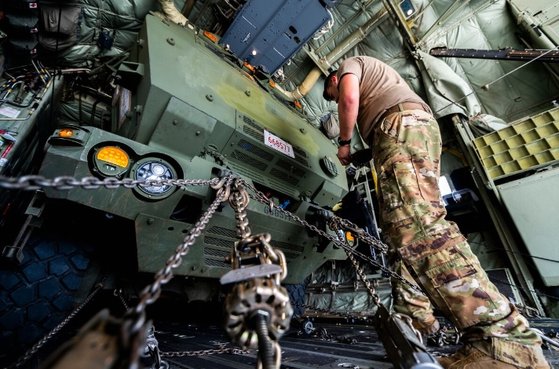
[285,283,307,318]
[0,231,96,367]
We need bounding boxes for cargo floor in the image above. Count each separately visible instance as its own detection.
[151,317,559,369]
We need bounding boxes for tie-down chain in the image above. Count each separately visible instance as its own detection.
[0,173,429,369]
[238,178,425,295]
[0,174,423,294]
[6,175,232,369]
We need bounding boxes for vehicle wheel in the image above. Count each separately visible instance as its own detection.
[285,283,307,318]
[0,231,96,367]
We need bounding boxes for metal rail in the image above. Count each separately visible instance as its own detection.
[430,47,559,63]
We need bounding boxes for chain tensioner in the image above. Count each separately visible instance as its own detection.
[220,179,292,369]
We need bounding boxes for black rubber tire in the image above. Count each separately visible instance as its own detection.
[0,232,94,366]
[285,283,307,318]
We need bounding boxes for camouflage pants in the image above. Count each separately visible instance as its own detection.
[391,258,439,334]
[371,109,543,366]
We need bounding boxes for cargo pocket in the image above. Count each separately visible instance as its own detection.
[373,114,403,165]
[393,160,421,205]
[378,114,401,141]
[377,162,407,218]
[377,159,426,231]
[425,257,476,289]
[410,157,441,205]
[423,253,484,328]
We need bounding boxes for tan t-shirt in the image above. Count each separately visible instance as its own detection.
[337,56,425,141]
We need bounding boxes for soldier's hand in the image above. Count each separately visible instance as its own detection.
[337,145,352,166]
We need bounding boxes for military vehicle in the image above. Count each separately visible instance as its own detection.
[37,11,349,286]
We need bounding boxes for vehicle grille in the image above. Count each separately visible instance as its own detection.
[204,226,303,268]
[231,148,268,171]
[228,116,311,193]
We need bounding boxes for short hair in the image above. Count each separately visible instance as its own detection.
[322,70,338,100]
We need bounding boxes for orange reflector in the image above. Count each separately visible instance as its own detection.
[96,146,129,168]
[243,61,255,73]
[59,128,74,138]
[203,31,218,43]
[345,231,355,242]
[294,100,302,109]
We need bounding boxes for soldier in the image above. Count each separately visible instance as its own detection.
[323,55,550,369]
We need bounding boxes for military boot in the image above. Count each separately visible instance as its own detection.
[437,341,551,369]
[413,314,440,335]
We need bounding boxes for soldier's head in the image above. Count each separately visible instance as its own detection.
[323,70,339,103]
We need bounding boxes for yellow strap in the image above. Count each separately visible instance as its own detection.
[371,162,379,195]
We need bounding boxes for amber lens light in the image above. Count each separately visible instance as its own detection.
[59,128,74,138]
[96,146,129,168]
[203,31,218,43]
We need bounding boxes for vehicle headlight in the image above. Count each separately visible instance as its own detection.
[132,157,177,199]
[92,145,130,177]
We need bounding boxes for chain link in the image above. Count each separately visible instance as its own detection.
[161,347,250,357]
[240,179,385,253]
[0,175,218,191]
[7,284,104,369]
[297,302,374,322]
[427,326,461,347]
[114,288,130,310]
[230,179,252,240]
[227,178,288,281]
[331,220,382,306]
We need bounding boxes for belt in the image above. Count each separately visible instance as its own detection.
[378,102,430,123]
